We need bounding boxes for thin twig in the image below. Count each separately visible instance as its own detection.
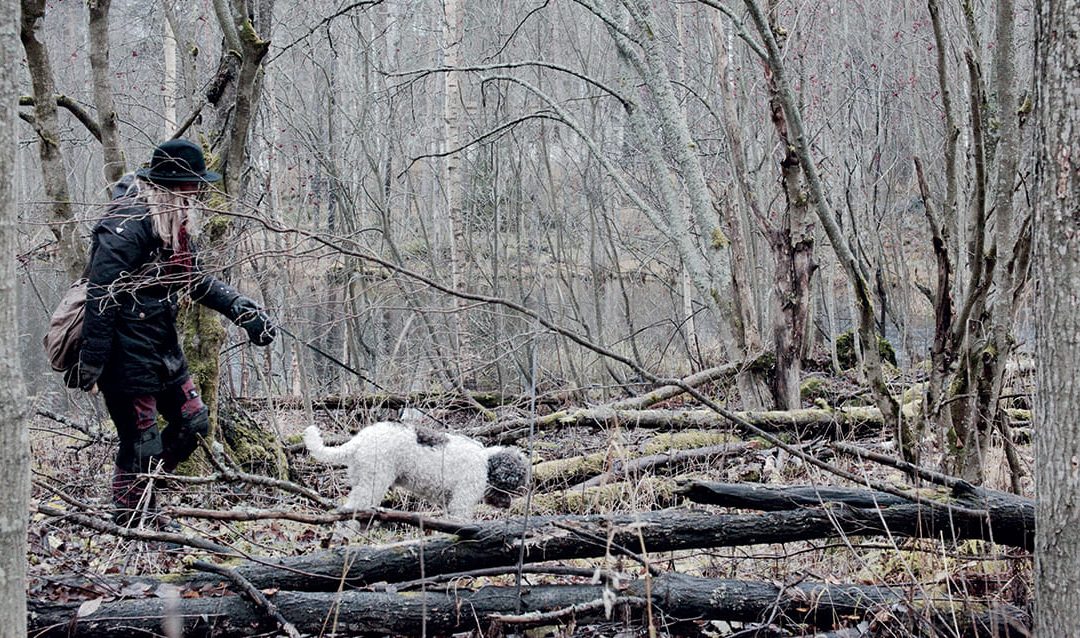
[491,596,646,624]
[551,522,662,577]
[830,442,968,491]
[34,505,236,555]
[191,560,301,638]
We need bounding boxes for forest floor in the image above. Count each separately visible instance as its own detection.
[25,371,1035,637]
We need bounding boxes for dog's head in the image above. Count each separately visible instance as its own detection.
[484,448,529,509]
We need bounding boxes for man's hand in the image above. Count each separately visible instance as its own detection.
[230,296,276,347]
[64,360,103,392]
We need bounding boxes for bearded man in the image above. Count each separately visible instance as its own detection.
[68,139,275,526]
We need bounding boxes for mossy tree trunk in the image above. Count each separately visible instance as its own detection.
[180,3,283,477]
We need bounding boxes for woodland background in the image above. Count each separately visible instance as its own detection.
[3,0,1077,636]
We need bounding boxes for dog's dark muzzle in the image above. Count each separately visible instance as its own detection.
[484,487,515,509]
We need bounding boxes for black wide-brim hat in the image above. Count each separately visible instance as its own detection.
[136,139,222,184]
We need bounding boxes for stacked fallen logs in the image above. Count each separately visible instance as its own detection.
[30,479,1034,637]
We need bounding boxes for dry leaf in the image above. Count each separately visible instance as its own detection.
[76,598,103,618]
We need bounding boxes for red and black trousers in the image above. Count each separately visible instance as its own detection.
[102,376,209,511]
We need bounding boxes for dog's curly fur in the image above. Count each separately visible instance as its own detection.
[303,422,529,520]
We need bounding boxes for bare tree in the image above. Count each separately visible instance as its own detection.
[919,0,1033,482]
[19,0,84,279]
[0,0,29,632]
[1034,0,1080,630]
[87,0,125,183]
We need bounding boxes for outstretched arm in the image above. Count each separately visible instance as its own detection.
[190,256,276,347]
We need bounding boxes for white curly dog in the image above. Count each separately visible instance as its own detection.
[303,421,529,520]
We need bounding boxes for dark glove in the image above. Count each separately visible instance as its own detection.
[230,296,276,347]
[64,359,103,391]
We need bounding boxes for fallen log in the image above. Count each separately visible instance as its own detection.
[488,405,917,444]
[517,477,683,514]
[680,480,1034,549]
[532,434,754,491]
[674,481,913,511]
[470,361,748,439]
[175,503,1030,593]
[28,573,1029,637]
[572,442,760,489]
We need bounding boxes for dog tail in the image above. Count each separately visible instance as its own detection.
[303,426,354,465]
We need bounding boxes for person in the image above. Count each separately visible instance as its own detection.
[67,139,276,527]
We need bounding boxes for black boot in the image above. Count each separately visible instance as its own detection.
[111,466,151,527]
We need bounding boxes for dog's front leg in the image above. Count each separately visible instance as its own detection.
[447,485,484,520]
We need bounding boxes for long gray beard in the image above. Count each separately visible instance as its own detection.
[145,185,201,250]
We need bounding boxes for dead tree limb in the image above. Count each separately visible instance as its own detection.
[680,480,1033,549]
[231,390,565,412]
[674,481,912,510]
[532,436,757,491]
[28,573,1030,637]
[190,561,301,638]
[34,505,236,556]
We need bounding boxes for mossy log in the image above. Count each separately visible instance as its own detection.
[470,361,747,439]
[491,404,925,444]
[29,572,1028,637]
[531,432,748,491]
[515,476,683,514]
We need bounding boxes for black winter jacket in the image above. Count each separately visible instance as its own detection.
[80,196,241,394]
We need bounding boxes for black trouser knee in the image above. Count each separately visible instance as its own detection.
[162,405,209,471]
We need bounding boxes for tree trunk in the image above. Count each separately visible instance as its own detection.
[86,0,125,184]
[762,0,815,411]
[19,0,84,279]
[182,2,277,474]
[0,0,29,631]
[440,0,478,389]
[742,0,903,455]
[1034,0,1080,631]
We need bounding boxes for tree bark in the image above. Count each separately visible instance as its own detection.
[0,0,29,632]
[183,2,276,474]
[762,0,815,411]
[29,572,1029,638]
[86,0,125,184]
[19,0,84,279]
[1034,0,1080,631]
